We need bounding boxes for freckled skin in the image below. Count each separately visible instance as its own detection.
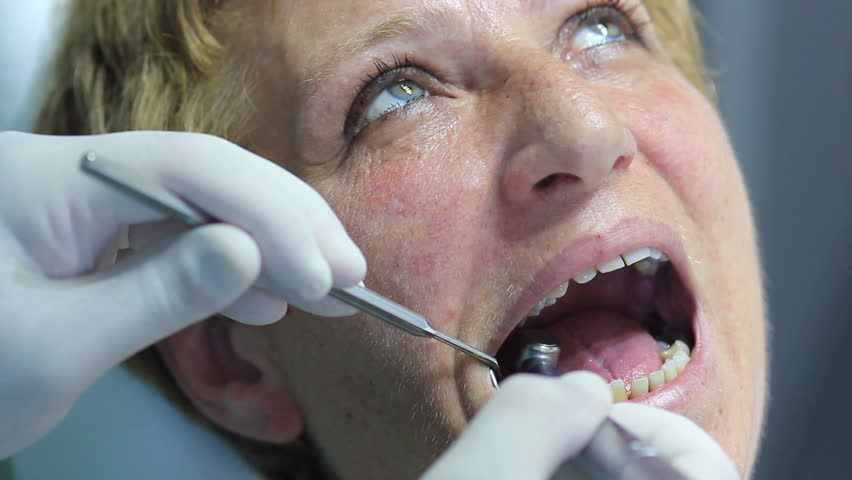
[227,1,766,478]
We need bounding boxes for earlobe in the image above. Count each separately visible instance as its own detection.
[156,317,304,444]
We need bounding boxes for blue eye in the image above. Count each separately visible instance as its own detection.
[364,80,428,123]
[572,21,625,50]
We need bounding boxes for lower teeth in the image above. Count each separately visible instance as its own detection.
[608,339,692,402]
[507,333,694,402]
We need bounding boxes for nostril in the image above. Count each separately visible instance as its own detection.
[613,154,633,171]
[534,174,558,189]
[534,173,579,190]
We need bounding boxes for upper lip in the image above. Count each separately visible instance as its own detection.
[484,218,698,356]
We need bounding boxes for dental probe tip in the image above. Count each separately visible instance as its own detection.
[489,369,500,389]
[430,330,501,378]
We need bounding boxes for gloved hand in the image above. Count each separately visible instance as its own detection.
[422,372,739,480]
[0,131,366,459]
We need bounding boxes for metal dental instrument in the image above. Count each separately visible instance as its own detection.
[79,151,500,377]
[508,331,689,480]
[326,286,500,377]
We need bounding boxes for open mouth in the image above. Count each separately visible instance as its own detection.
[494,246,696,402]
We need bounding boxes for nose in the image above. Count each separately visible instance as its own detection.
[498,55,636,205]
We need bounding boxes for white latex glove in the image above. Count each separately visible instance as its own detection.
[422,372,739,480]
[0,131,366,459]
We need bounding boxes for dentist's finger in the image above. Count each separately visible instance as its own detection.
[609,403,740,480]
[422,371,612,480]
[61,132,340,305]
[220,285,289,326]
[128,217,359,319]
[128,132,349,304]
[128,220,188,250]
[53,224,261,387]
[312,215,367,289]
[130,219,359,319]
[288,293,360,318]
[131,222,289,325]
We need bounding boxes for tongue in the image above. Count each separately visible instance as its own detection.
[545,310,663,384]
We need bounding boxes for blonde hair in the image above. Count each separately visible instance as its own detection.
[646,0,715,101]
[38,0,252,139]
[37,1,712,478]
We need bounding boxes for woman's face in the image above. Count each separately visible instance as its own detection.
[237,0,766,478]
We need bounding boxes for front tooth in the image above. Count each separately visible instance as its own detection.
[550,282,569,298]
[649,370,665,391]
[621,247,652,266]
[632,258,661,276]
[596,255,626,273]
[526,281,570,320]
[630,377,649,398]
[662,359,678,382]
[573,268,597,284]
[673,350,690,373]
[610,380,628,402]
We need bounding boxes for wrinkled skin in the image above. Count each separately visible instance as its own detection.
[186,0,766,478]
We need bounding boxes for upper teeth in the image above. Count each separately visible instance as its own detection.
[521,247,669,324]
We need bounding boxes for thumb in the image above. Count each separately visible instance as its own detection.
[609,403,740,480]
[422,372,611,480]
[55,223,260,386]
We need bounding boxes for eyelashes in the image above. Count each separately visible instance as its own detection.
[344,0,648,141]
[356,54,420,102]
[568,0,649,47]
[344,54,428,137]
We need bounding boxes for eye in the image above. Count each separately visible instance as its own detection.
[571,20,626,50]
[344,57,437,139]
[364,79,428,123]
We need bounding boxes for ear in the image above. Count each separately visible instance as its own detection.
[156,317,304,443]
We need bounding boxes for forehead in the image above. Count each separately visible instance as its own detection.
[262,0,543,76]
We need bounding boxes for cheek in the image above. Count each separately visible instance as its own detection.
[619,76,756,256]
[622,81,762,305]
[317,117,497,315]
[627,86,733,210]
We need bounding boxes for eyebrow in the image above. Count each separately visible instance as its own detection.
[303,6,457,89]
